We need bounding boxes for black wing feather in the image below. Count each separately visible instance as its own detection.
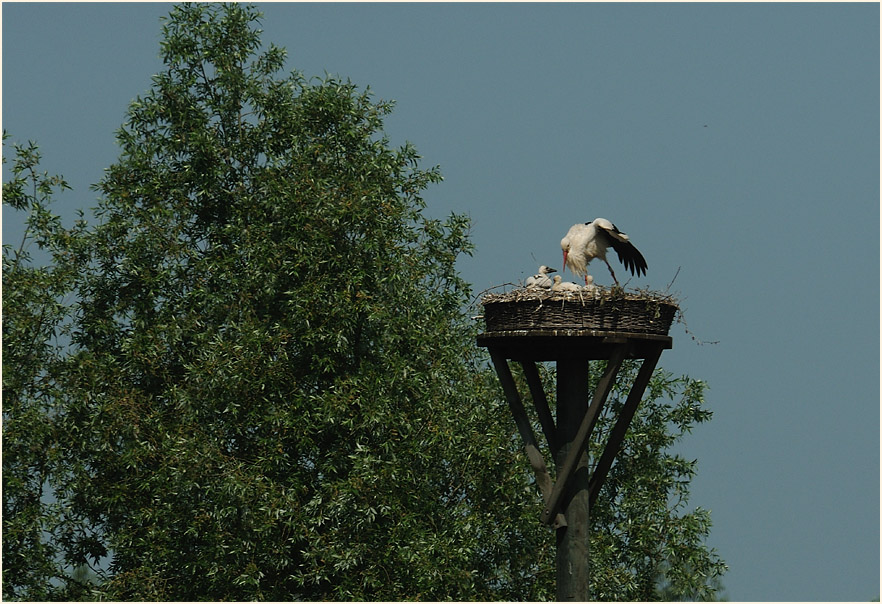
[610,238,647,276]
[598,227,648,277]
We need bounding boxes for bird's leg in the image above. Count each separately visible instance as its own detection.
[604,260,620,286]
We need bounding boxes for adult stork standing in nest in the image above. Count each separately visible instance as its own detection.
[561,218,647,286]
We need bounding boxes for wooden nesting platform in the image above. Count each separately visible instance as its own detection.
[476,287,680,599]
[477,288,678,361]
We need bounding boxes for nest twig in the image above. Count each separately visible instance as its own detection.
[480,285,679,307]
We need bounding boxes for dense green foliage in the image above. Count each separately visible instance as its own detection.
[3,4,725,600]
[3,136,80,600]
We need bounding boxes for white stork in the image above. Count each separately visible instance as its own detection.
[551,275,583,292]
[525,265,557,289]
[560,218,647,286]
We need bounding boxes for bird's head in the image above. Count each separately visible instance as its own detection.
[539,265,557,275]
[560,237,570,272]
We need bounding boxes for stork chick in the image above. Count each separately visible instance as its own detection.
[525,265,557,289]
[583,274,596,292]
[551,275,583,293]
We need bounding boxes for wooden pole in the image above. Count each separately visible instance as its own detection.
[541,345,627,525]
[554,358,591,602]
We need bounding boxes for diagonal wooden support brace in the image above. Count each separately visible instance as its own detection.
[540,343,629,525]
[588,345,664,507]
[519,361,558,453]
[489,351,567,528]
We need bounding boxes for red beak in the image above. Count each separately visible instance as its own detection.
[562,250,568,273]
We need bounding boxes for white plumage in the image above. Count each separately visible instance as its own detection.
[551,275,583,292]
[525,265,557,289]
[560,218,647,285]
[583,274,596,292]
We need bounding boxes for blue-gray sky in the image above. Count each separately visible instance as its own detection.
[3,3,879,601]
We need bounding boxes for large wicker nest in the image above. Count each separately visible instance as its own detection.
[480,287,679,336]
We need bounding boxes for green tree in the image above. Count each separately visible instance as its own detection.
[1,134,95,600]
[3,4,725,600]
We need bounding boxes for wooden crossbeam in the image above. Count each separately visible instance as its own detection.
[588,345,664,507]
[540,343,629,525]
[489,351,567,528]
